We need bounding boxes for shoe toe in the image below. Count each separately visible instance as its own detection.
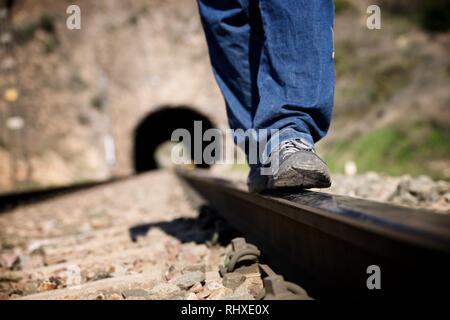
[273,151,331,189]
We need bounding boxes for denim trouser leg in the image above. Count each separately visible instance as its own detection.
[197,0,260,132]
[255,0,334,151]
[198,0,334,156]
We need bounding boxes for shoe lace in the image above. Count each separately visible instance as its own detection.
[278,140,314,161]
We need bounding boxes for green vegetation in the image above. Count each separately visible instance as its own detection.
[381,0,450,33]
[334,0,353,15]
[14,24,38,43]
[70,74,88,90]
[14,180,42,193]
[128,5,149,25]
[90,95,104,111]
[330,1,449,180]
[39,14,56,34]
[228,163,250,173]
[15,14,56,44]
[322,121,450,180]
[42,37,58,54]
[78,113,91,126]
[334,29,418,118]
[371,59,413,103]
[128,14,138,25]
[14,14,59,54]
[334,55,414,115]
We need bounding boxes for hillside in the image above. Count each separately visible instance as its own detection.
[0,0,449,194]
[319,0,450,179]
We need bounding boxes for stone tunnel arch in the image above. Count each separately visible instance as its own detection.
[133,106,216,173]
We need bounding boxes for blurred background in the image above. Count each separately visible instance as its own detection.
[0,0,449,195]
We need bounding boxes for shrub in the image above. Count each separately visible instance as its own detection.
[381,0,450,32]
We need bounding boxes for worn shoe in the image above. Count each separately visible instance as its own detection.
[247,139,331,192]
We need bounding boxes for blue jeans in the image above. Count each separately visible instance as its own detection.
[198,0,335,160]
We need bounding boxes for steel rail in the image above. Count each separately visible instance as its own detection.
[0,177,129,213]
[177,169,450,299]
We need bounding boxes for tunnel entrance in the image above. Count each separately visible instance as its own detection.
[4,0,15,10]
[133,106,216,173]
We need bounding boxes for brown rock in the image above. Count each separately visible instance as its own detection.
[186,292,199,300]
[38,281,57,292]
[189,282,203,293]
[44,255,67,265]
[0,293,10,300]
[233,277,264,297]
[223,272,245,290]
[110,293,122,300]
[248,283,264,297]
[0,254,20,270]
[179,250,198,264]
[208,287,233,300]
[204,270,221,282]
[196,288,211,300]
[235,263,260,278]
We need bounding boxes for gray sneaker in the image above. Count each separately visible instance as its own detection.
[247,139,331,192]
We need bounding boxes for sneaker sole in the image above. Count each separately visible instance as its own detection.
[271,167,331,189]
[269,152,332,189]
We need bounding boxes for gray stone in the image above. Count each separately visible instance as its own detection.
[205,280,223,291]
[148,283,180,296]
[435,181,449,194]
[166,292,187,300]
[121,289,149,299]
[406,175,434,200]
[183,264,205,273]
[170,271,205,289]
[396,193,419,206]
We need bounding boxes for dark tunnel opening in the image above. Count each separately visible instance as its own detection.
[3,0,15,10]
[133,106,216,173]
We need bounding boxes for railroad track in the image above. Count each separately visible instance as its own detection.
[0,171,268,300]
[0,178,127,213]
[177,169,450,299]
